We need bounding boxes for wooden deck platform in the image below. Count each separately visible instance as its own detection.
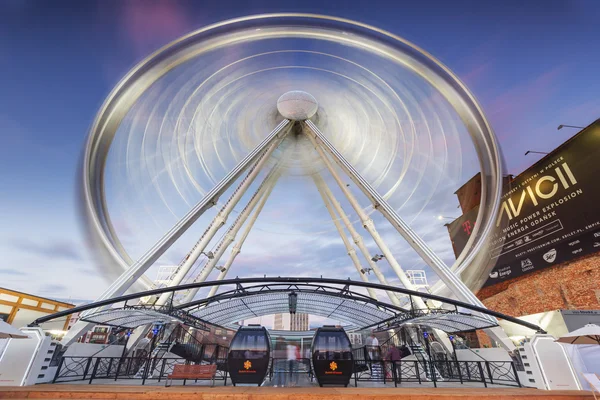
[0,385,595,400]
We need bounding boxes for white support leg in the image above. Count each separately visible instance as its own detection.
[180,168,282,303]
[61,120,290,345]
[314,173,406,308]
[204,175,278,299]
[304,121,514,349]
[313,175,379,301]
[305,131,427,310]
[305,122,490,309]
[154,133,288,306]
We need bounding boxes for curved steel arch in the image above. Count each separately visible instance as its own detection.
[178,282,407,312]
[185,290,397,330]
[31,277,545,334]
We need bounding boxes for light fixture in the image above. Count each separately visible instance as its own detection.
[557,124,584,130]
[437,215,455,221]
[215,265,226,272]
[371,254,385,262]
[288,292,298,314]
[524,150,549,156]
[360,268,373,275]
[201,251,214,259]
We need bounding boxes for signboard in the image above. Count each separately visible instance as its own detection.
[447,120,600,287]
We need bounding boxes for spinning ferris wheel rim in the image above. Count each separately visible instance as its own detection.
[81,13,504,291]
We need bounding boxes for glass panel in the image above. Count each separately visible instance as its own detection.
[313,331,352,360]
[230,329,269,359]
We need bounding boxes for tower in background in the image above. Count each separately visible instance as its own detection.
[273,313,309,331]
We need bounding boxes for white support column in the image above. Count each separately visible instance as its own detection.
[154,133,287,306]
[314,173,404,307]
[61,120,290,346]
[304,120,490,314]
[305,130,427,310]
[313,175,378,301]
[204,175,277,299]
[304,121,514,349]
[181,168,282,303]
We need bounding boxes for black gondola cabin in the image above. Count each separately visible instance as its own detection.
[227,325,271,386]
[311,326,353,387]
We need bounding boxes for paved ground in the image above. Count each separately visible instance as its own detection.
[0,384,595,400]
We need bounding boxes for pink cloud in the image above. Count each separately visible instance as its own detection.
[117,2,197,58]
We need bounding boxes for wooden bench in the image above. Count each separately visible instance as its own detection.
[165,364,217,387]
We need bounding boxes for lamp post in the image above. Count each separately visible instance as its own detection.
[557,124,584,130]
[524,150,549,156]
[288,292,298,314]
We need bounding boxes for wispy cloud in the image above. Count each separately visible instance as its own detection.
[9,239,84,262]
[0,268,27,276]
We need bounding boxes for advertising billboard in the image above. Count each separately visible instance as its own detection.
[447,120,600,287]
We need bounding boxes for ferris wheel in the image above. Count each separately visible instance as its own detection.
[66,14,506,343]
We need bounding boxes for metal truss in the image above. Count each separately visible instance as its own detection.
[34,277,545,335]
[366,308,497,333]
[79,303,212,331]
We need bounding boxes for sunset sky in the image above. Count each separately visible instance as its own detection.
[1,0,599,311]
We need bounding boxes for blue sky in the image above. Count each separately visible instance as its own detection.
[1,0,600,306]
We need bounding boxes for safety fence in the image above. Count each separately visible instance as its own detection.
[354,359,521,388]
[53,356,229,385]
[53,356,520,388]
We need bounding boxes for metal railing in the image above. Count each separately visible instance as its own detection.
[52,354,520,388]
[53,356,229,385]
[370,360,521,388]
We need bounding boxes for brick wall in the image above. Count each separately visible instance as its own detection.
[477,252,600,317]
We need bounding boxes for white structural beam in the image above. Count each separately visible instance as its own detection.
[154,131,288,306]
[180,167,282,303]
[315,179,375,299]
[314,173,403,306]
[61,120,290,345]
[304,121,515,350]
[304,121,493,317]
[205,173,278,299]
[312,174,380,302]
[305,129,427,310]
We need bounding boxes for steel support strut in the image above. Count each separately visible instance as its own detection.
[61,120,290,345]
[314,172,401,305]
[181,166,282,303]
[154,129,289,306]
[305,127,427,310]
[314,176,378,300]
[304,121,492,317]
[206,173,278,299]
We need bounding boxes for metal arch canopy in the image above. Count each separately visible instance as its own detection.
[188,291,395,330]
[32,277,545,335]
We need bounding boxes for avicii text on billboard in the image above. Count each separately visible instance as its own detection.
[447,120,600,287]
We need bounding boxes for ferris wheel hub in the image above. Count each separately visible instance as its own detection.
[276,90,318,121]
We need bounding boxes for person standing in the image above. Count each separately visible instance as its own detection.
[386,346,401,381]
[286,343,298,386]
[368,333,379,360]
[273,337,286,387]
